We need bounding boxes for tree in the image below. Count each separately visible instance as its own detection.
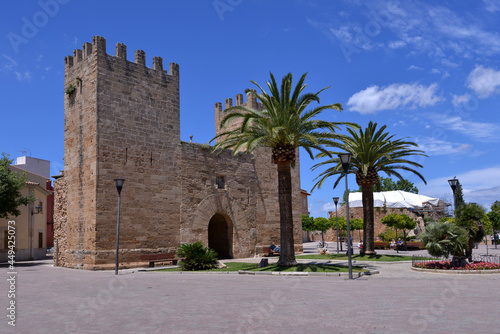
[487,201,500,249]
[313,217,332,245]
[421,221,468,260]
[328,216,346,250]
[301,215,315,231]
[312,122,427,255]
[0,152,35,219]
[455,203,486,261]
[350,218,364,241]
[375,177,419,193]
[211,72,356,266]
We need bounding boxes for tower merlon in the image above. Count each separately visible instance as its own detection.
[225,98,233,109]
[169,62,179,77]
[92,35,106,55]
[215,102,222,113]
[73,49,82,63]
[135,50,146,66]
[116,42,127,60]
[153,56,163,71]
[82,42,92,59]
[65,55,73,68]
[235,94,244,106]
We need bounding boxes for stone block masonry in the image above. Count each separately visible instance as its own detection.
[55,36,302,269]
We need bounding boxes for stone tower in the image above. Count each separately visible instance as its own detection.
[60,36,181,268]
[55,36,302,270]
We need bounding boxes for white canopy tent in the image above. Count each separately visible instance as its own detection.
[348,191,440,209]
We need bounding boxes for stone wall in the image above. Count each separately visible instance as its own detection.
[55,36,302,269]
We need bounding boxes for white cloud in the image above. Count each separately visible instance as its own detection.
[417,166,500,209]
[430,115,500,142]
[2,54,18,71]
[451,93,471,106]
[15,71,32,81]
[415,137,473,156]
[467,65,500,98]
[408,65,423,71]
[347,83,442,114]
[484,0,500,13]
[388,40,407,49]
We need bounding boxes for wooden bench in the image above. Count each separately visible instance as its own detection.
[140,253,184,267]
[262,247,280,257]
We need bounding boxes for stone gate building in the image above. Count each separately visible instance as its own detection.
[53,36,302,270]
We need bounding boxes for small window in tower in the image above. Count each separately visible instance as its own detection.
[216,175,225,189]
[38,232,43,249]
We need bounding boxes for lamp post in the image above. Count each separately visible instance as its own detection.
[114,179,125,275]
[338,153,353,279]
[333,197,340,254]
[448,177,459,214]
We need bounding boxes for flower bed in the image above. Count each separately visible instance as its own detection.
[414,260,500,270]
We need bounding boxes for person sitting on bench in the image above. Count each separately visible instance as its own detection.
[270,242,280,253]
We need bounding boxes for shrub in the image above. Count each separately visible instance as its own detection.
[176,242,218,271]
[421,221,468,258]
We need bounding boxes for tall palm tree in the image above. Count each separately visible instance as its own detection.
[211,72,356,266]
[311,121,427,255]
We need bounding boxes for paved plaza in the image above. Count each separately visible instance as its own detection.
[2,243,500,334]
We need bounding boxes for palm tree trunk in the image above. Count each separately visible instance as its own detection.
[276,161,297,266]
[360,184,376,255]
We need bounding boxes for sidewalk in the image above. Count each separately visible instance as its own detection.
[2,245,499,334]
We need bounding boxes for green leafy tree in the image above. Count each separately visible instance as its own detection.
[375,177,419,193]
[0,152,35,219]
[312,122,427,255]
[211,72,356,266]
[455,203,486,260]
[301,215,315,231]
[487,201,500,248]
[328,216,346,250]
[380,213,416,251]
[350,218,364,241]
[314,217,332,244]
[421,221,468,260]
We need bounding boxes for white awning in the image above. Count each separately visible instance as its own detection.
[347,191,440,208]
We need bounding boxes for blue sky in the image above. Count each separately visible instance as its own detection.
[1,0,500,217]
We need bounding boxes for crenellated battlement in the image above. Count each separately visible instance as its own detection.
[64,35,180,79]
[215,90,263,113]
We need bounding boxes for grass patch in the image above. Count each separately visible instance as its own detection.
[157,262,367,273]
[297,254,413,262]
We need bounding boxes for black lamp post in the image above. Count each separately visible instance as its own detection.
[448,177,459,213]
[338,153,353,279]
[114,179,125,275]
[333,197,340,254]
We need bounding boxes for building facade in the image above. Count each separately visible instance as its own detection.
[0,167,50,261]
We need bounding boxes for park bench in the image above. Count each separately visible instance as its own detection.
[140,252,184,267]
[261,246,280,257]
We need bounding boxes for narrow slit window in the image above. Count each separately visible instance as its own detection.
[216,176,225,189]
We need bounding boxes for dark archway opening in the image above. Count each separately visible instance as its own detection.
[208,213,232,259]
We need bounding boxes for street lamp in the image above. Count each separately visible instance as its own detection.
[114,178,125,275]
[448,177,459,213]
[333,197,340,254]
[338,153,353,279]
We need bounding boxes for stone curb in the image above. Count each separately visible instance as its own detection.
[411,267,500,274]
[237,270,379,277]
[136,269,380,277]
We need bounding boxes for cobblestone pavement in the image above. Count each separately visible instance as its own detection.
[2,244,499,334]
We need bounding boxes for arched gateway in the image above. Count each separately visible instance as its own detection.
[208,213,233,259]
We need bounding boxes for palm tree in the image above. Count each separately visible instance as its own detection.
[211,72,356,266]
[311,121,427,255]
